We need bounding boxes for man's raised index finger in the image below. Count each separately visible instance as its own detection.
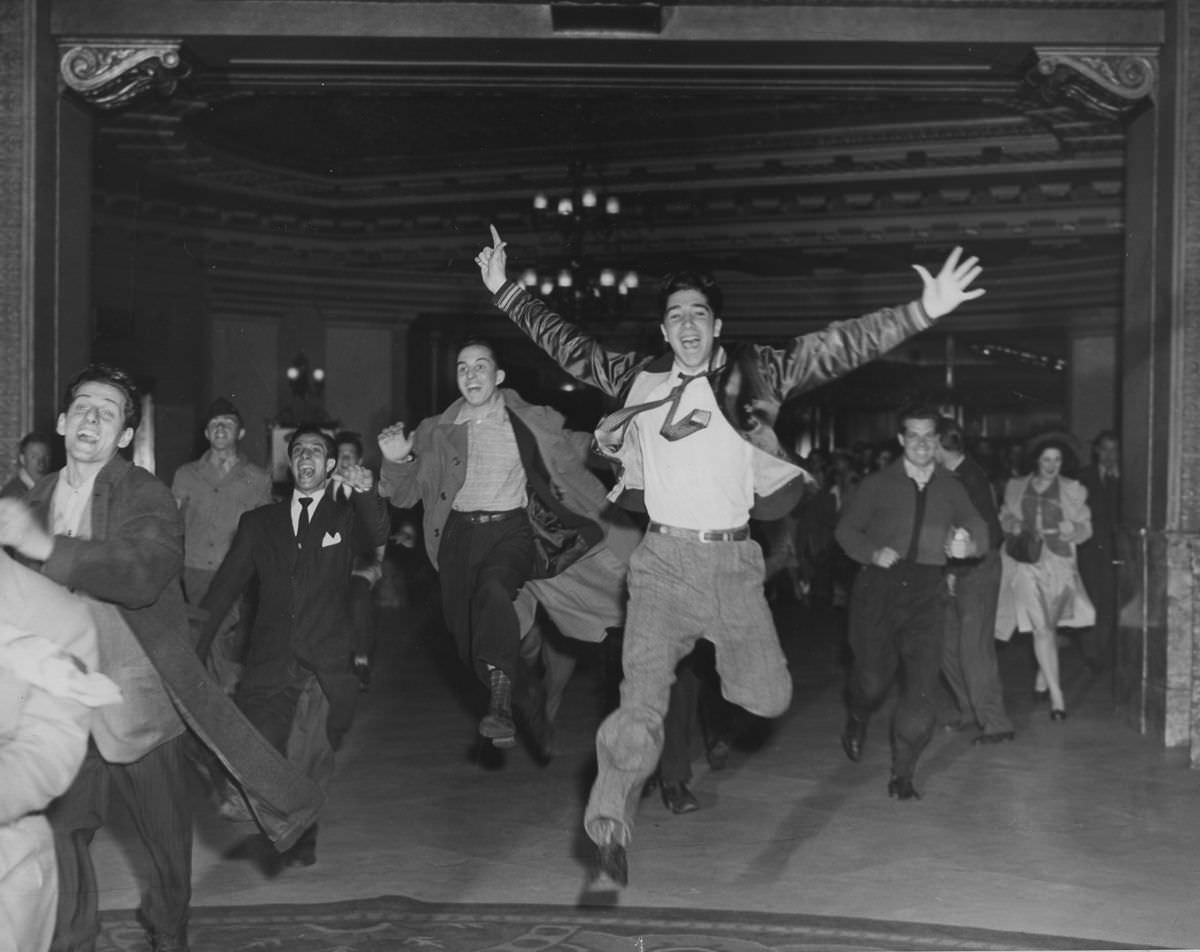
[490,224,504,248]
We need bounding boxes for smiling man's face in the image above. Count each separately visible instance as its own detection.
[57,382,133,466]
[289,433,335,494]
[456,344,505,407]
[661,288,722,372]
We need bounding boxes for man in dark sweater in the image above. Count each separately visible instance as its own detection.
[935,417,1013,745]
[835,405,989,800]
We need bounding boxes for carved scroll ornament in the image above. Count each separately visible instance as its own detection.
[59,42,188,110]
[1033,48,1157,121]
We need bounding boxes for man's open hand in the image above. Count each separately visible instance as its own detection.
[914,246,985,320]
[377,423,415,462]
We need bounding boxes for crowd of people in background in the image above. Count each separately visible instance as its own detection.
[0,225,1134,949]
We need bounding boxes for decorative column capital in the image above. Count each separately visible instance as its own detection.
[58,41,188,110]
[1033,47,1158,121]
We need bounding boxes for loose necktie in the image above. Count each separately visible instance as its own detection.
[297,497,312,546]
[594,371,714,454]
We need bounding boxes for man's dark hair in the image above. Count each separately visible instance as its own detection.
[287,424,335,458]
[1092,429,1119,450]
[937,416,966,453]
[334,430,364,460]
[656,271,724,321]
[896,403,941,434]
[62,363,141,433]
[456,337,504,371]
[19,431,52,454]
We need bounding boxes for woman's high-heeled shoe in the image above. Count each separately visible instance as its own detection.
[1050,708,1067,722]
[1033,689,1050,703]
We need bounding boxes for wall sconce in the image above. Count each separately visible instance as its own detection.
[286,353,326,398]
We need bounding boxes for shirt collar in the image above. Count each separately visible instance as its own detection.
[204,449,243,475]
[292,486,327,508]
[670,349,725,381]
[903,458,935,487]
[455,395,507,425]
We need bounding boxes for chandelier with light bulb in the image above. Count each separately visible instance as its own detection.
[522,157,639,318]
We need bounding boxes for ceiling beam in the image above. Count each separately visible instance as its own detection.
[52,1,1163,47]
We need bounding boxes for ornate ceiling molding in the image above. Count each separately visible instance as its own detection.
[59,41,189,110]
[1032,47,1158,120]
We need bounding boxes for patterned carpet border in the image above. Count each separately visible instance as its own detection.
[97,895,1159,952]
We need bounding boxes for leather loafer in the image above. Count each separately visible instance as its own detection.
[595,841,628,888]
[887,776,921,801]
[660,781,699,815]
[841,714,868,762]
[972,730,1016,745]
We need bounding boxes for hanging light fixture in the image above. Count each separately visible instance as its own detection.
[525,155,639,319]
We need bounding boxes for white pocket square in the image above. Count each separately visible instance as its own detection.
[321,531,342,548]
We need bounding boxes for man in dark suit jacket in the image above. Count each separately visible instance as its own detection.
[197,423,390,867]
[1077,430,1121,672]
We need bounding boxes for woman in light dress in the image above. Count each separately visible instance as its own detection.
[996,436,1095,720]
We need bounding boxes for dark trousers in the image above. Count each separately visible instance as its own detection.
[658,642,737,785]
[659,657,702,785]
[1077,539,1117,669]
[942,550,1012,734]
[49,735,193,952]
[348,574,375,659]
[438,510,536,685]
[846,562,946,780]
[235,669,350,856]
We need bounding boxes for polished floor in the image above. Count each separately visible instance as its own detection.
[93,585,1200,950]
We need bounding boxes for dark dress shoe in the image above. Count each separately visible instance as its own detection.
[595,841,629,888]
[139,916,189,952]
[972,730,1016,745]
[887,776,921,800]
[282,824,317,867]
[706,738,731,771]
[841,714,868,762]
[1050,708,1067,722]
[660,781,699,814]
[513,668,554,762]
[283,842,317,867]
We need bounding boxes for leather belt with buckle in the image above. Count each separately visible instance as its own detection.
[457,508,523,525]
[648,521,750,543]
